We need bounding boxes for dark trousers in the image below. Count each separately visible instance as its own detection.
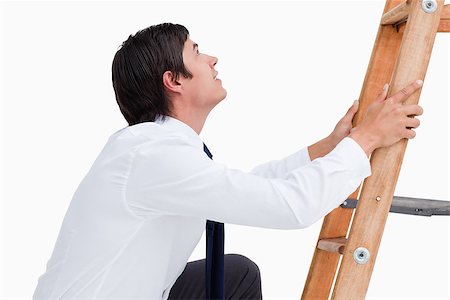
[168,254,262,300]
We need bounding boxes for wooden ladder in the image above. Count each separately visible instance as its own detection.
[301,1,449,299]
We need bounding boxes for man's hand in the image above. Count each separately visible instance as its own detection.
[330,99,360,145]
[349,80,424,157]
[308,100,359,161]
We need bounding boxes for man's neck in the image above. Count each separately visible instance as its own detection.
[169,110,209,135]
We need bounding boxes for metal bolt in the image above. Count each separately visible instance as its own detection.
[421,0,437,13]
[353,247,371,264]
[376,196,381,201]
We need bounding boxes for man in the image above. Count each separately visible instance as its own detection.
[33,23,423,299]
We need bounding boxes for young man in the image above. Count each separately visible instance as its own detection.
[33,23,423,300]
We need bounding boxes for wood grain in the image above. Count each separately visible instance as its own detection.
[317,237,347,254]
[331,1,443,299]
[301,1,406,299]
[438,4,450,32]
[381,0,410,25]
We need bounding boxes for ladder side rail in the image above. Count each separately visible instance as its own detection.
[331,1,444,299]
[300,1,406,299]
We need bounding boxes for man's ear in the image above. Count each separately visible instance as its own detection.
[162,71,182,94]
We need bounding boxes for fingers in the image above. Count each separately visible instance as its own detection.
[405,117,420,129]
[401,104,424,117]
[390,80,423,103]
[375,83,390,102]
[352,99,359,111]
[403,128,417,139]
[345,100,359,119]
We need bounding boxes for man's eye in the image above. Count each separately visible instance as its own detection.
[196,49,200,55]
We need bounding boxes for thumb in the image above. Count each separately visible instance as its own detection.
[345,100,359,120]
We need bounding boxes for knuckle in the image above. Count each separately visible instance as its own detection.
[390,95,400,103]
[402,118,408,128]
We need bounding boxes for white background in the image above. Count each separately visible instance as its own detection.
[1,1,449,299]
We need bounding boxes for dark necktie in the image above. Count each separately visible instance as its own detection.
[203,143,224,300]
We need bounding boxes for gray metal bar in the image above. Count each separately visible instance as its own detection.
[341,196,450,216]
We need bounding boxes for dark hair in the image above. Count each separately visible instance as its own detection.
[112,23,193,126]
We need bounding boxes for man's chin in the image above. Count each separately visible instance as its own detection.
[210,91,227,110]
[218,88,227,101]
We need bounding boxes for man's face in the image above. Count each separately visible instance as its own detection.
[179,37,227,110]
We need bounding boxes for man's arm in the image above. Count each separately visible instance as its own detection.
[250,99,359,178]
[126,136,370,229]
[307,135,339,161]
[249,147,311,179]
[125,81,422,230]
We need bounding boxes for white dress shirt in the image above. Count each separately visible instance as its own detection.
[33,116,371,300]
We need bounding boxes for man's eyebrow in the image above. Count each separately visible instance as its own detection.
[193,43,198,52]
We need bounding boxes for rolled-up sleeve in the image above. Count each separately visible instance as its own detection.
[125,136,370,229]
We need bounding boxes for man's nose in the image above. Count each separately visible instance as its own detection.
[209,55,218,68]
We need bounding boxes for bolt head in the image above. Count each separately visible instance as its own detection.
[421,0,437,13]
[353,247,371,264]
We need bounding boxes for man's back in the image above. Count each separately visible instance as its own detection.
[33,118,206,299]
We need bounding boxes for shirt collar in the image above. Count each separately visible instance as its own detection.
[154,115,204,150]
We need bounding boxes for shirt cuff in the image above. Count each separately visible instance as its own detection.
[284,147,312,168]
[334,136,372,179]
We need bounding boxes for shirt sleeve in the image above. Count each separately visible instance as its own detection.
[249,147,312,178]
[125,136,371,229]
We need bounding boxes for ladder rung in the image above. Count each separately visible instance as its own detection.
[439,5,450,32]
[442,4,450,19]
[341,197,450,216]
[381,2,450,33]
[381,0,410,25]
[317,237,347,254]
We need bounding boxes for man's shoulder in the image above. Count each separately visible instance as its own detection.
[124,121,189,143]
[108,122,196,150]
